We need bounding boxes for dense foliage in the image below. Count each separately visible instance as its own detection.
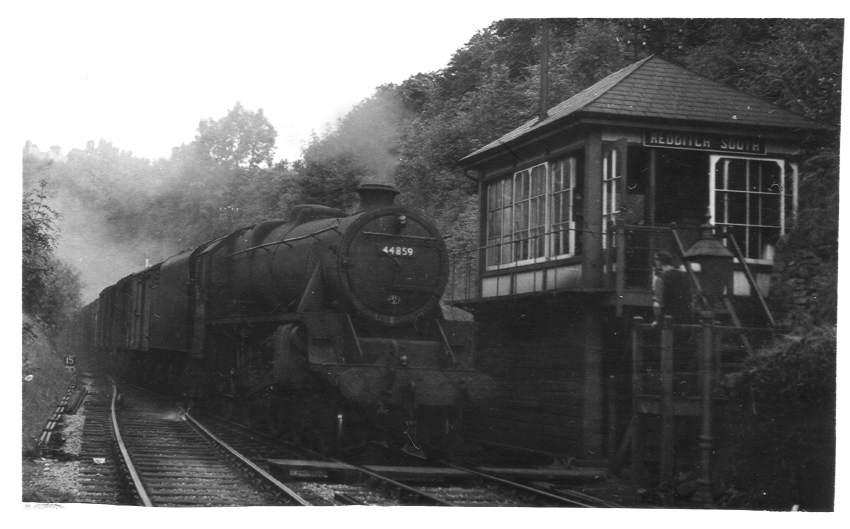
[22,157,82,340]
[723,326,836,510]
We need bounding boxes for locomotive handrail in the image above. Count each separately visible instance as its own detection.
[229,222,342,257]
[435,319,457,366]
[362,231,437,242]
[344,313,365,362]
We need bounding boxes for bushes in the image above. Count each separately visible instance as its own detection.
[723,326,836,510]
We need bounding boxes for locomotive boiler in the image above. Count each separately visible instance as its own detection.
[83,183,495,455]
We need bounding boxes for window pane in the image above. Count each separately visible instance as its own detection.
[748,228,760,260]
[501,234,512,263]
[532,196,545,227]
[503,177,513,204]
[762,162,781,193]
[516,171,529,200]
[551,162,563,191]
[531,227,545,258]
[560,190,568,213]
[727,159,747,190]
[762,198,779,227]
[514,238,528,261]
[502,205,512,235]
[532,165,546,194]
[748,194,762,226]
[487,244,499,266]
[728,193,747,224]
[552,231,562,255]
[552,195,562,225]
[761,228,780,258]
[515,202,529,231]
[487,209,498,239]
[729,225,748,257]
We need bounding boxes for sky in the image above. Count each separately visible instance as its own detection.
[9,1,502,163]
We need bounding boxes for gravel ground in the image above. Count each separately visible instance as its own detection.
[22,407,87,503]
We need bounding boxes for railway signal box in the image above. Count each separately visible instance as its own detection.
[451,55,828,493]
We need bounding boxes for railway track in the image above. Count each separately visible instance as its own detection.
[193,412,620,507]
[112,384,307,506]
[63,333,622,505]
[189,413,449,505]
[74,371,135,504]
[67,376,620,507]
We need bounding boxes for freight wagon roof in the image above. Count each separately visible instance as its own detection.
[461,55,827,164]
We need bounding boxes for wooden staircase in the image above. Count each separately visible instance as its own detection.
[628,314,777,504]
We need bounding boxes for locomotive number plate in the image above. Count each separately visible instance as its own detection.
[380,245,415,258]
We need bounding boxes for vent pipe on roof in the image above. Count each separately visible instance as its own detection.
[538,19,550,122]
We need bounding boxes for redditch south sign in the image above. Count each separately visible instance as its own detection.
[643,130,766,154]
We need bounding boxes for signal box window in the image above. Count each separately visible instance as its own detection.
[485,157,578,269]
[712,157,796,262]
[550,158,577,258]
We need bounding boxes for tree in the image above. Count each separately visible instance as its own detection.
[195,103,277,169]
[22,153,83,338]
[22,178,58,320]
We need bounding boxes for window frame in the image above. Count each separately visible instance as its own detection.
[549,157,577,260]
[484,157,578,270]
[709,154,798,264]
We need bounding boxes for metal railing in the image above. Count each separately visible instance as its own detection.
[602,222,702,291]
[444,228,581,304]
[445,224,702,305]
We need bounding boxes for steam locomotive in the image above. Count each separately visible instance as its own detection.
[77,183,494,455]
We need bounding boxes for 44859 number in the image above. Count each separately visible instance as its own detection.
[380,245,415,257]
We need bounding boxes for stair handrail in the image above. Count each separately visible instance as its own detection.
[669,226,710,311]
[672,226,754,353]
[722,231,777,328]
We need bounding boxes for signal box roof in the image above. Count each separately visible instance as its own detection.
[461,55,827,164]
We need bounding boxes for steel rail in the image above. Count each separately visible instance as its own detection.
[537,483,624,508]
[439,460,596,507]
[184,412,312,506]
[110,382,153,507]
[188,411,453,505]
[327,458,455,506]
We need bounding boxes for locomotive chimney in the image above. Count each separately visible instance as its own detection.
[357,182,399,210]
